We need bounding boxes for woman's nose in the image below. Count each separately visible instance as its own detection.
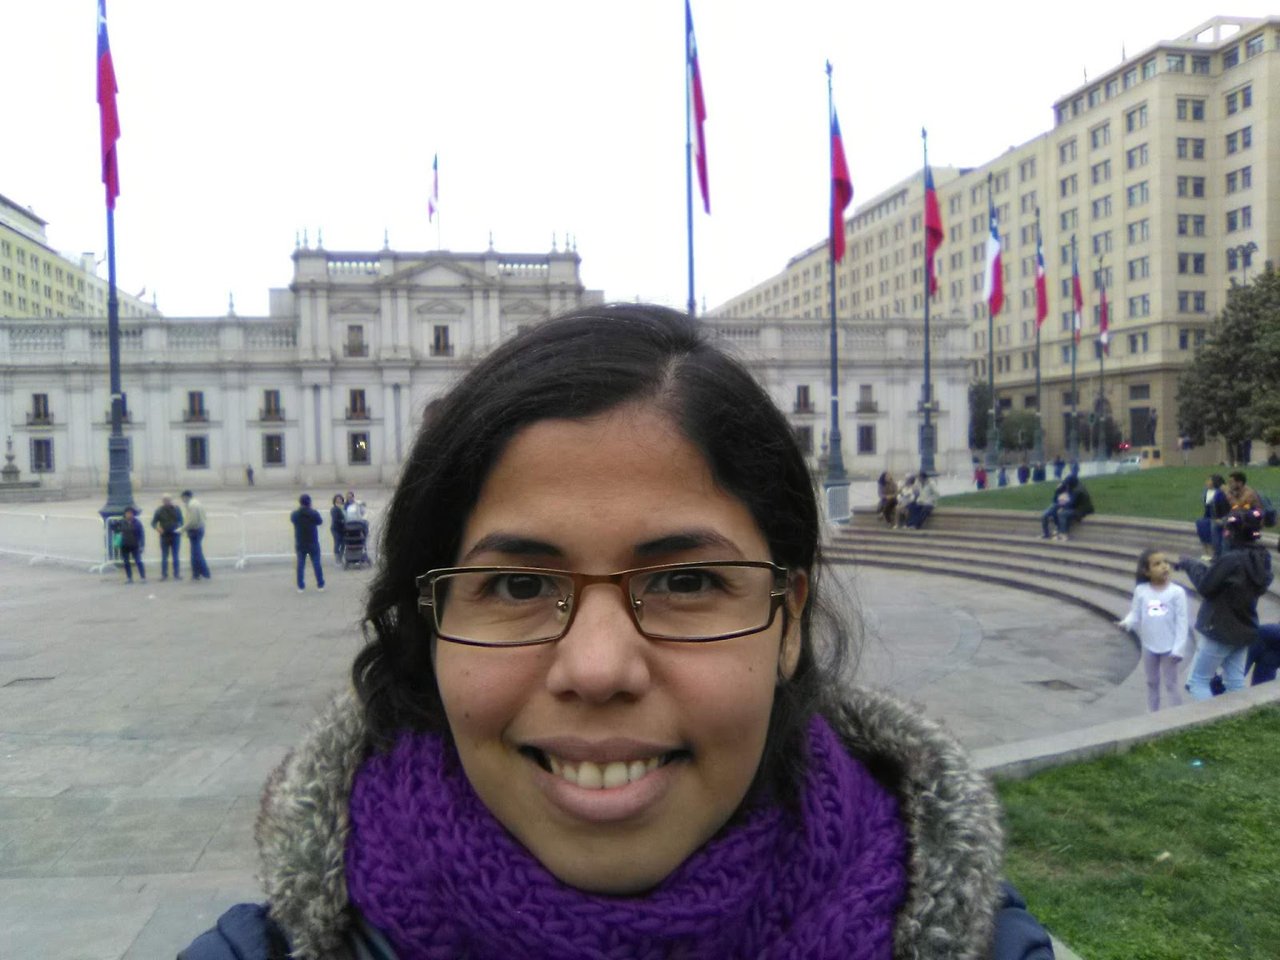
[545,583,652,703]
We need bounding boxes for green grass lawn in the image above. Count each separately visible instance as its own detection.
[938,465,1280,522]
[998,706,1280,960]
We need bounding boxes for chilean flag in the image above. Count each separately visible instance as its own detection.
[1099,277,1110,355]
[923,164,943,297]
[1034,224,1048,328]
[97,0,120,209]
[983,193,1003,317]
[1071,248,1085,344]
[830,110,853,262]
[686,0,709,214]
[428,154,439,222]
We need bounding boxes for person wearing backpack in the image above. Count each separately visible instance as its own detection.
[1179,507,1274,699]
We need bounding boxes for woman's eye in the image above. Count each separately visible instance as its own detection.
[644,569,720,594]
[492,574,553,601]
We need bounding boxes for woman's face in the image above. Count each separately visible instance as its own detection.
[434,403,806,894]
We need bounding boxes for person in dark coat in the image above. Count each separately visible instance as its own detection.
[329,494,347,563]
[118,506,146,583]
[290,494,326,593]
[150,494,184,580]
[1179,506,1274,699]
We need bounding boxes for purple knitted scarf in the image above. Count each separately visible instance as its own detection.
[346,716,907,960]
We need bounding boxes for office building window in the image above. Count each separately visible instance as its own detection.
[1060,208,1078,231]
[1223,46,1240,69]
[1090,124,1110,149]
[1092,231,1112,256]
[1226,85,1252,115]
[1175,176,1205,198]
[1127,219,1150,243]
[349,432,371,465]
[1128,257,1150,281]
[1125,104,1148,131]
[1126,144,1149,170]
[1177,253,1206,275]
[263,434,285,466]
[31,438,54,473]
[1128,295,1151,318]
[1058,139,1077,163]
[1126,181,1149,207]
[1141,58,1156,79]
[187,436,208,468]
[1176,98,1205,120]
[1090,160,1111,184]
[1128,332,1150,353]
[1091,196,1112,219]
[1177,214,1206,236]
[1059,174,1078,198]
[1226,166,1252,193]
[1177,291,1207,313]
[1191,55,1211,74]
[1225,206,1252,232]
[1245,34,1264,57]
[1226,126,1252,154]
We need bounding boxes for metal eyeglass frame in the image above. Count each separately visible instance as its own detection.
[416,560,791,647]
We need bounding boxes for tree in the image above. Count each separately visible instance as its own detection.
[968,381,992,451]
[1177,266,1280,456]
[999,411,1039,452]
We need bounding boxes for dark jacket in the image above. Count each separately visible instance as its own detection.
[1203,488,1231,522]
[1181,545,1274,647]
[330,505,346,533]
[152,503,184,534]
[178,691,1055,960]
[119,516,144,550]
[290,507,324,551]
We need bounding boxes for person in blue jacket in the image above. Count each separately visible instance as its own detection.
[117,506,146,583]
[290,494,326,593]
[180,305,1055,960]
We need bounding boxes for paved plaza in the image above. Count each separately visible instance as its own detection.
[0,485,1145,959]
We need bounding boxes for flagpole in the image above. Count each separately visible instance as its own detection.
[919,128,936,476]
[684,4,697,318]
[97,0,133,523]
[1095,255,1106,462]
[825,60,846,487]
[1033,207,1045,469]
[984,173,1000,472]
[1070,234,1080,463]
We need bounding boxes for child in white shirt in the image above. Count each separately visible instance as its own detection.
[1118,549,1191,711]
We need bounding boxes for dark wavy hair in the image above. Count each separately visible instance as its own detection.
[352,303,845,801]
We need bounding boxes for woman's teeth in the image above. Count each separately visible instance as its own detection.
[546,755,663,789]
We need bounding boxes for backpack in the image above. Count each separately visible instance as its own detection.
[1074,485,1096,519]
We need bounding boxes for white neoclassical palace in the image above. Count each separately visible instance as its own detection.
[0,240,971,493]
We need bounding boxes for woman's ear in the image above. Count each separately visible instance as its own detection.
[778,569,809,680]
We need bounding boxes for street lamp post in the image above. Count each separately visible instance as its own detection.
[1229,241,1258,286]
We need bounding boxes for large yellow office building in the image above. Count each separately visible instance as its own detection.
[0,192,158,322]
[715,15,1277,460]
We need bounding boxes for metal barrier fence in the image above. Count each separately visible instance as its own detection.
[0,508,379,573]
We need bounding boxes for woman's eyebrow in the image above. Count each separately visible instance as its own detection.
[460,533,563,562]
[633,530,743,559]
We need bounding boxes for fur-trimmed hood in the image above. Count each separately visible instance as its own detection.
[255,688,1004,960]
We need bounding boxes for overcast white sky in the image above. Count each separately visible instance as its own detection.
[3,2,1274,317]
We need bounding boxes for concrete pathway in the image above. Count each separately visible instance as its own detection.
[0,487,1138,958]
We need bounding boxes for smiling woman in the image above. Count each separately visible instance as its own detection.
[179,305,1054,960]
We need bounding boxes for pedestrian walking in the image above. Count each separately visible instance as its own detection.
[151,493,184,580]
[1117,549,1190,711]
[291,494,326,593]
[117,506,146,583]
[180,490,212,580]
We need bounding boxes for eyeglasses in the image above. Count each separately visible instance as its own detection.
[416,560,791,647]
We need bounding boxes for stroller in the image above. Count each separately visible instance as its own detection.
[342,519,372,568]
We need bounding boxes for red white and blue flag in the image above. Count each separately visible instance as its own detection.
[1098,275,1110,355]
[983,192,1003,317]
[428,154,439,222]
[1071,245,1084,344]
[830,110,852,262]
[923,163,943,297]
[1034,218,1048,328]
[686,0,709,214]
[97,0,120,209]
